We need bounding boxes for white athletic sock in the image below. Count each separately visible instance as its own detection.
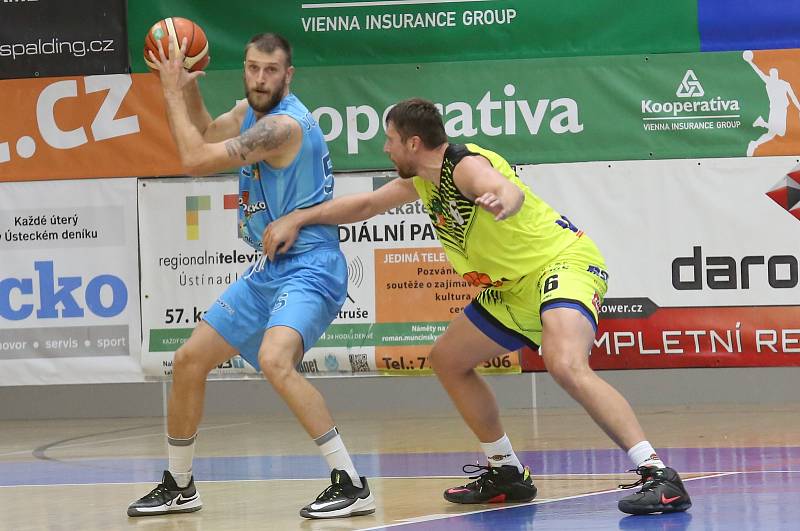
[480,434,524,473]
[168,433,197,488]
[627,440,666,469]
[315,426,362,488]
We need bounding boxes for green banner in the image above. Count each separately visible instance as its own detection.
[127,0,698,71]
[149,328,192,351]
[149,322,450,350]
[315,322,449,348]
[195,48,783,170]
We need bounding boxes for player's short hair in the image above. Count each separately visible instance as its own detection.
[245,33,292,66]
[386,98,447,149]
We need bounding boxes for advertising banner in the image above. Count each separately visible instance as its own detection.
[195,48,800,171]
[126,0,698,71]
[0,178,143,386]
[331,193,521,375]
[516,156,800,371]
[0,0,128,80]
[138,176,258,378]
[138,174,519,378]
[0,74,182,182]
[2,49,799,181]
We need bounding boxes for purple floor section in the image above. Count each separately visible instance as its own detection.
[2,448,797,529]
[368,471,799,531]
[0,446,797,486]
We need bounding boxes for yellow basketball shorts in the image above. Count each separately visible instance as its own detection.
[464,236,609,350]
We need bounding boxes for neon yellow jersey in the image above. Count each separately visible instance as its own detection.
[412,143,586,291]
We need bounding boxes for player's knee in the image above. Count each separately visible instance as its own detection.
[429,347,466,375]
[544,350,590,387]
[172,345,210,379]
[259,354,296,385]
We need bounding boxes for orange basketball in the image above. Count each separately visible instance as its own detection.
[143,17,210,72]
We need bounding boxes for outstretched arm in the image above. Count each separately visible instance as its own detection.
[744,55,768,83]
[262,177,418,260]
[452,156,524,221]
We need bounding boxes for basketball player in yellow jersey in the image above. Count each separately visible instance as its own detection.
[263,98,691,516]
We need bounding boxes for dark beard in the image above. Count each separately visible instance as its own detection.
[245,81,285,114]
[395,163,415,179]
[397,168,414,179]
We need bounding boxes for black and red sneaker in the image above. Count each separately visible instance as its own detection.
[444,464,537,504]
[618,466,692,515]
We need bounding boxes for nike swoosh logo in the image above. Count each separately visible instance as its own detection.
[176,494,198,505]
[661,494,681,504]
[310,499,345,510]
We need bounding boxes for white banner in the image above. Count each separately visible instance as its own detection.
[138,156,800,379]
[0,178,143,385]
[518,156,800,306]
[517,155,800,370]
[138,173,519,378]
[138,176,259,377]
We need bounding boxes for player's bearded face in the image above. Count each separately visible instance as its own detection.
[384,124,416,179]
[393,154,415,180]
[244,71,288,114]
[243,48,292,114]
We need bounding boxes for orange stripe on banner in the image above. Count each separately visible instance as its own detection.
[374,247,479,323]
[0,74,182,182]
[751,50,800,157]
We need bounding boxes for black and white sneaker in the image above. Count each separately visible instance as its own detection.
[299,469,376,519]
[127,470,202,517]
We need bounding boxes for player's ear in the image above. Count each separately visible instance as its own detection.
[286,65,295,83]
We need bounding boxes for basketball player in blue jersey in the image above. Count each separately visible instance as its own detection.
[127,34,374,520]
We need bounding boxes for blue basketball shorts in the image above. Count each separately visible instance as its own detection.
[203,244,347,369]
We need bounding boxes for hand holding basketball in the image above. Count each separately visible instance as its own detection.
[144,17,210,72]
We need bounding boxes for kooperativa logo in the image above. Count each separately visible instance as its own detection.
[676,70,704,98]
[641,68,742,133]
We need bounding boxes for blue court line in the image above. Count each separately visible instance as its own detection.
[1,446,798,487]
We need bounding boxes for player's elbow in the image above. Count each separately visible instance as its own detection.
[506,186,524,217]
[505,185,524,205]
[180,151,214,177]
[181,161,207,177]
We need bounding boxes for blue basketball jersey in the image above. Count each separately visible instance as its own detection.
[237,93,338,254]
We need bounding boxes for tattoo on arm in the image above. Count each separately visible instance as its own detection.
[224,119,293,161]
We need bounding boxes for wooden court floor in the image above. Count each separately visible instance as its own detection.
[1,403,798,530]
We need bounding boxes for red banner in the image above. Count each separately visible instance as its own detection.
[521,306,800,371]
